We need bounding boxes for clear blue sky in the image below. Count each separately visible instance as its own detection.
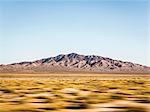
[0,0,149,66]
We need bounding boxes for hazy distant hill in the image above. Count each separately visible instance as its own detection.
[0,53,150,74]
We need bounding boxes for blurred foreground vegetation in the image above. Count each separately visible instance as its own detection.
[0,74,150,112]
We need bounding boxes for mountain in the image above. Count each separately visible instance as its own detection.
[0,53,150,73]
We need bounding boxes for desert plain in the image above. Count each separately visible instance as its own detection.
[0,74,150,112]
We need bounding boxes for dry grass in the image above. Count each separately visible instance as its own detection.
[0,74,150,112]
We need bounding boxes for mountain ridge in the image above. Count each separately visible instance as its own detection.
[0,53,150,74]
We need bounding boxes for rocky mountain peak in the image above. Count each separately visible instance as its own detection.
[0,53,150,73]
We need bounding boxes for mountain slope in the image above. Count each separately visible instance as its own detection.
[0,53,150,73]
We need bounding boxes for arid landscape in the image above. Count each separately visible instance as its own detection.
[0,53,150,74]
[0,53,150,112]
[0,74,150,112]
[0,0,149,112]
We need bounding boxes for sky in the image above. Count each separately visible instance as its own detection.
[0,0,149,66]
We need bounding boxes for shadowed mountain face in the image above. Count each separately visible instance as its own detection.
[0,53,150,73]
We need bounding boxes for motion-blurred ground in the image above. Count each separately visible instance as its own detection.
[0,74,150,112]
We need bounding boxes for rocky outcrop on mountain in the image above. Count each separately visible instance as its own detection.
[0,53,150,73]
